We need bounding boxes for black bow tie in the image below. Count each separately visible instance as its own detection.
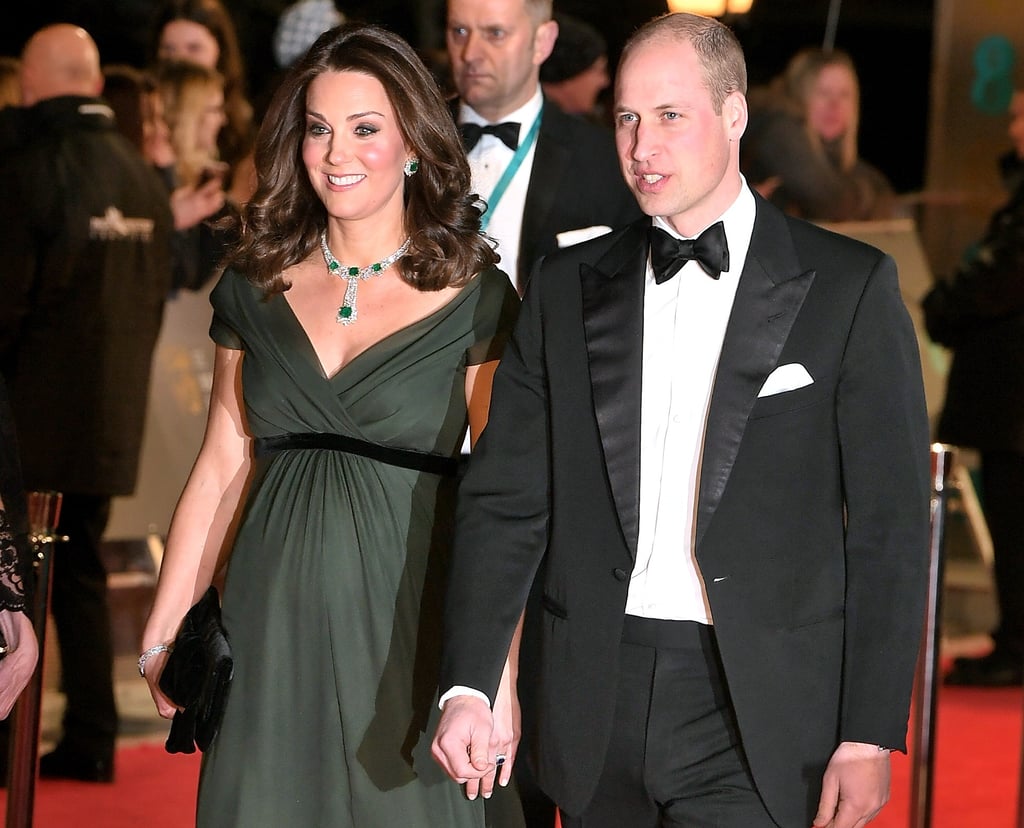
[459,121,520,152]
[649,222,730,283]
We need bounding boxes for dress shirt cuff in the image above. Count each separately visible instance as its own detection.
[438,685,491,710]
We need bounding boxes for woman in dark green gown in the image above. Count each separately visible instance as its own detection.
[141,24,525,827]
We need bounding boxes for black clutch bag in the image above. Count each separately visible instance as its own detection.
[158,585,234,754]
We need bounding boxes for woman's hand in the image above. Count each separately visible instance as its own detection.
[488,663,522,791]
[0,610,38,719]
[170,178,226,230]
[139,645,180,719]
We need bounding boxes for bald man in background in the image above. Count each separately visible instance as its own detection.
[0,24,172,783]
[446,0,640,293]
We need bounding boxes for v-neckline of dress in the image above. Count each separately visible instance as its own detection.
[280,275,482,381]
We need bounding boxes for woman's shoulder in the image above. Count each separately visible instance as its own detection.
[475,265,516,294]
[210,266,265,309]
[469,266,518,312]
[459,266,518,331]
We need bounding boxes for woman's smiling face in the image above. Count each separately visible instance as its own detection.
[302,70,410,225]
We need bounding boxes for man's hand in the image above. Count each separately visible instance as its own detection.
[431,695,499,799]
[813,741,892,828]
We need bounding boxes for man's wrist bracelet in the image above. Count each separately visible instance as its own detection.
[137,643,171,677]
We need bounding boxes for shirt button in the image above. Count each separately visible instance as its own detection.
[612,568,628,581]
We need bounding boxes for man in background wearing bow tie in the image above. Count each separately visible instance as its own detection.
[434,11,931,828]
[446,0,640,295]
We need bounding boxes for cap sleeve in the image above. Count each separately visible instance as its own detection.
[466,267,520,366]
[208,268,248,350]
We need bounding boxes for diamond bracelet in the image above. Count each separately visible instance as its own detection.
[137,643,171,677]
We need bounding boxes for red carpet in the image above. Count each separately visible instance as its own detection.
[0,744,200,827]
[876,686,1022,828]
[2,688,1020,827]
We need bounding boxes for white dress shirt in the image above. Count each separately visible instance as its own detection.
[625,184,756,623]
[459,88,543,295]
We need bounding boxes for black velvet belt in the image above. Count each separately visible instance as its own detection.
[254,432,459,478]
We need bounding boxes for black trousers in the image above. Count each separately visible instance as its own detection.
[515,756,558,828]
[560,617,776,828]
[48,493,117,762]
[981,450,1024,658]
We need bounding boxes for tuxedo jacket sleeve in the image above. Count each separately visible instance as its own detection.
[441,198,931,824]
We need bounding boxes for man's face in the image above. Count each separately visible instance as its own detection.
[614,37,745,237]
[446,0,556,122]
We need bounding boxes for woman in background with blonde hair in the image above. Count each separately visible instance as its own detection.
[149,0,256,203]
[155,59,228,189]
[742,46,897,222]
[153,59,236,291]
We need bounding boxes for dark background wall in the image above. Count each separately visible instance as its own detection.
[1,0,935,194]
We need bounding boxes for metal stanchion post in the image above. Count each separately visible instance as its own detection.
[5,491,65,828]
[909,444,955,828]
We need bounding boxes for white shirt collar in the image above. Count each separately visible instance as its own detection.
[458,86,544,144]
[650,178,757,278]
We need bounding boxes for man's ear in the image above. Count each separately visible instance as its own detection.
[533,19,558,66]
[724,90,748,141]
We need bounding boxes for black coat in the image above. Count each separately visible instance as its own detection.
[924,153,1024,452]
[0,96,173,495]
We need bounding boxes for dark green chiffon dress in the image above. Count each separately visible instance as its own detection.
[195,266,523,828]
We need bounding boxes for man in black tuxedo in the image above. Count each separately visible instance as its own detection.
[446,0,640,294]
[0,24,172,783]
[433,12,930,828]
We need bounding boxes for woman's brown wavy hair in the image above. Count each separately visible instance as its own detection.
[221,22,497,295]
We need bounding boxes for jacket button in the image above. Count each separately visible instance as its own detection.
[612,568,628,581]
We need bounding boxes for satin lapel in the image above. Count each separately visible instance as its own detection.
[581,220,650,559]
[695,199,816,548]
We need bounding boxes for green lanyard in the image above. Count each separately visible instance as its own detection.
[479,107,543,232]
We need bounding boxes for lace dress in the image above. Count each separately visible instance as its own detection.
[0,374,30,656]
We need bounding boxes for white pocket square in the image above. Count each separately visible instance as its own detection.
[556,225,612,248]
[757,363,814,397]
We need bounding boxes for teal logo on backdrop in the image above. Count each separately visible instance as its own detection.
[971,35,1016,115]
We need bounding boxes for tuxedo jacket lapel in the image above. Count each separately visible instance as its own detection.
[696,198,816,548]
[449,95,567,272]
[520,103,570,266]
[580,201,816,557]
[581,220,649,559]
